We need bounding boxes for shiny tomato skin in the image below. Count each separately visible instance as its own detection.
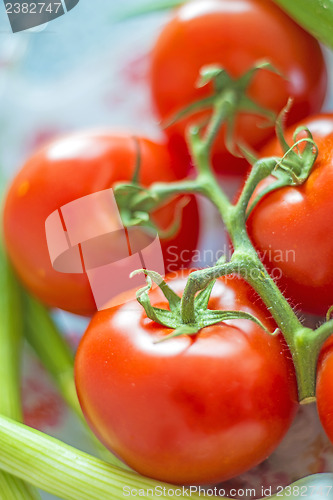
[3,132,199,316]
[247,114,333,316]
[75,272,298,484]
[150,0,327,175]
[316,337,333,443]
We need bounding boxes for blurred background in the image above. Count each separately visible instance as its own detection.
[0,1,332,498]
[0,0,168,177]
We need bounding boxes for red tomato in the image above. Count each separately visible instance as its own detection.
[150,0,327,175]
[316,337,333,443]
[75,272,297,484]
[247,114,333,316]
[3,132,199,316]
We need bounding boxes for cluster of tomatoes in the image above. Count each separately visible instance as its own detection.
[3,0,333,488]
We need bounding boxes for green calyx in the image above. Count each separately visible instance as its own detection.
[326,305,333,322]
[114,184,156,227]
[113,136,160,229]
[274,100,318,183]
[114,179,190,239]
[164,60,280,155]
[132,269,275,344]
[245,102,318,217]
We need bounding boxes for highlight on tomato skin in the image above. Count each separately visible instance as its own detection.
[75,271,298,485]
[3,131,199,316]
[247,114,333,316]
[149,0,327,176]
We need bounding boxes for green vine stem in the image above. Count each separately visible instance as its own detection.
[115,63,333,403]
[183,99,330,402]
[0,238,41,499]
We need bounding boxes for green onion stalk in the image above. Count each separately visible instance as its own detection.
[0,235,41,499]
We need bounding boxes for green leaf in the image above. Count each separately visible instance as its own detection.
[162,96,215,129]
[246,173,289,218]
[237,142,259,166]
[197,66,229,89]
[275,99,294,153]
[132,270,181,328]
[136,283,178,328]
[199,309,276,336]
[133,269,181,310]
[272,0,333,50]
[154,324,200,343]
[246,122,318,218]
[195,280,216,311]
[237,60,283,87]
[326,305,333,322]
[114,184,144,196]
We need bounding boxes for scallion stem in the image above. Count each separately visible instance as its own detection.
[0,238,41,499]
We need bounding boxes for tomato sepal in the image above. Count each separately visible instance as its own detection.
[164,61,280,157]
[245,105,318,217]
[132,268,276,343]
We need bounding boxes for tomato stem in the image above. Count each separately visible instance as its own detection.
[124,61,328,403]
[180,262,240,324]
[188,130,319,401]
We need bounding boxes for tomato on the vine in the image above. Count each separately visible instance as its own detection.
[75,271,298,485]
[3,132,199,316]
[247,114,333,316]
[150,0,327,175]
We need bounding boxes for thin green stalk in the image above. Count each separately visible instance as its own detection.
[23,293,80,415]
[0,239,41,500]
[22,292,127,469]
[129,178,203,212]
[235,158,278,217]
[182,169,314,400]
[187,105,317,399]
[203,95,230,152]
[180,261,240,324]
[0,244,22,421]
